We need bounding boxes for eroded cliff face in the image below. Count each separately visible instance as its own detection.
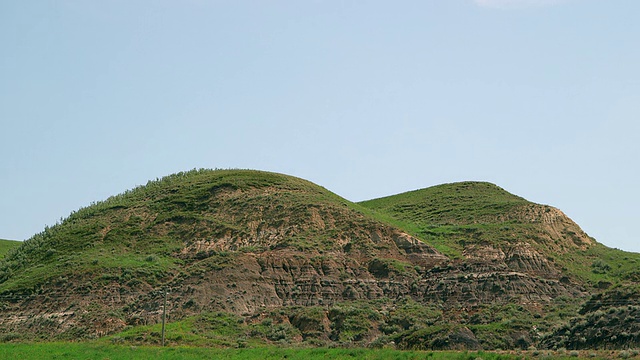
[140,230,584,331]
[168,219,586,314]
[498,204,594,253]
[463,242,560,278]
[0,223,585,342]
[140,228,450,316]
[0,221,449,337]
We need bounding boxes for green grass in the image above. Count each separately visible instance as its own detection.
[359,182,529,226]
[0,342,630,359]
[552,243,640,287]
[0,342,541,360]
[0,239,20,259]
[109,311,258,347]
[358,182,532,258]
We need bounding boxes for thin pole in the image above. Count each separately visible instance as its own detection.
[161,289,167,346]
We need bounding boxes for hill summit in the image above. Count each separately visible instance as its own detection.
[0,169,638,349]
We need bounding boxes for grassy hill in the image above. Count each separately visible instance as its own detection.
[0,170,637,350]
[359,182,640,287]
[0,240,20,260]
[360,182,640,349]
[360,182,530,225]
[0,169,447,343]
[0,169,353,292]
[0,169,433,295]
[359,182,531,257]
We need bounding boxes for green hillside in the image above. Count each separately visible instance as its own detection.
[360,182,640,349]
[0,239,20,260]
[0,170,638,349]
[359,182,530,258]
[0,169,367,293]
[360,182,529,225]
[0,169,448,344]
[359,182,640,287]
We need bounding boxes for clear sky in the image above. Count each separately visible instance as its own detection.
[1,1,639,253]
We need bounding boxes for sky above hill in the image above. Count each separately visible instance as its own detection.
[1,1,639,253]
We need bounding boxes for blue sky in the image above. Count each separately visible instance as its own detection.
[1,1,639,253]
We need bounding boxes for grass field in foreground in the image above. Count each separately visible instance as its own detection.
[0,343,632,360]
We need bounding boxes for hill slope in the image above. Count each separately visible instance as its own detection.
[0,169,446,341]
[360,182,640,349]
[0,240,20,260]
[359,181,593,256]
[359,181,640,289]
[0,171,637,349]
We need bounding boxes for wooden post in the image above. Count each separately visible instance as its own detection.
[161,289,167,346]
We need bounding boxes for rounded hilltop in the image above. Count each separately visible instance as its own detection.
[360,181,530,225]
[0,168,369,284]
[0,168,446,340]
[360,180,594,254]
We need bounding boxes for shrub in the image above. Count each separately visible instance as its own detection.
[591,260,611,274]
[0,333,21,342]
